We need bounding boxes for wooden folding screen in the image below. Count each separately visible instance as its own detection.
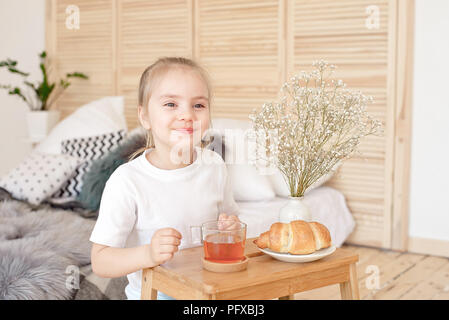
[46,0,413,249]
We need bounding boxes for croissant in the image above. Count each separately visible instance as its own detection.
[253,220,332,255]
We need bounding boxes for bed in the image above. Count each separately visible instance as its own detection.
[0,97,355,300]
[0,186,354,300]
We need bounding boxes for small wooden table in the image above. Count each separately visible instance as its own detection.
[141,237,359,300]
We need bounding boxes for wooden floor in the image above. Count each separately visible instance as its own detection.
[292,244,449,300]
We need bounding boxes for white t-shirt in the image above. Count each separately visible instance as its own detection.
[89,145,239,300]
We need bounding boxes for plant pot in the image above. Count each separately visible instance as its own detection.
[26,110,60,143]
[279,196,312,223]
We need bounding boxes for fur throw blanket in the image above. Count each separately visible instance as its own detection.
[0,198,95,299]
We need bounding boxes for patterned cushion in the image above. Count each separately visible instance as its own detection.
[51,130,126,200]
[0,152,83,205]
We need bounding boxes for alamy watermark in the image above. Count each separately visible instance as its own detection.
[65,265,80,290]
[365,5,380,30]
[365,264,380,290]
[65,5,80,30]
[167,121,279,176]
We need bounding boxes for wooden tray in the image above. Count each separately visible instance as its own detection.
[141,238,360,299]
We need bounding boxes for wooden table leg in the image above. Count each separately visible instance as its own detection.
[279,295,295,300]
[340,263,360,300]
[141,268,158,300]
[349,263,360,299]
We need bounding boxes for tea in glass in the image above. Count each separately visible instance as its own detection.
[190,219,247,264]
[204,233,245,263]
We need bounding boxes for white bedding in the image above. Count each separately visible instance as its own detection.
[238,186,355,247]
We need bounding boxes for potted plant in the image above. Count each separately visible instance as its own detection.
[0,51,88,142]
[249,60,383,223]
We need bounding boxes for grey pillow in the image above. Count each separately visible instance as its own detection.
[76,133,146,213]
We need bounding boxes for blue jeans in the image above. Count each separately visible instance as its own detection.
[157,291,176,300]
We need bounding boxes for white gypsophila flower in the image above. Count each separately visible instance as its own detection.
[248,60,383,197]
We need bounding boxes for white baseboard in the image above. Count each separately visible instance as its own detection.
[407,237,449,258]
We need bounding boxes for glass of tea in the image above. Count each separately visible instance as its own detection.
[190,220,247,264]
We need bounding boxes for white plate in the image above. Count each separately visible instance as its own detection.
[258,245,336,263]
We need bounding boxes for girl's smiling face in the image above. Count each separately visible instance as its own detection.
[139,66,210,157]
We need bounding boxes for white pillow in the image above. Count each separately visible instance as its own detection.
[211,118,276,201]
[0,152,83,205]
[35,96,127,154]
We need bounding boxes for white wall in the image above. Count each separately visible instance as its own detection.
[0,0,447,242]
[0,0,45,176]
[408,0,449,241]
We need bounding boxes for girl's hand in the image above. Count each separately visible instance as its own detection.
[218,213,241,231]
[147,228,182,267]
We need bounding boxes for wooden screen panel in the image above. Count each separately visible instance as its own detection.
[118,0,192,129]
[195,0,285,120]
[46,0,410,249]
[287,0,394,247]
[54,0,115,119]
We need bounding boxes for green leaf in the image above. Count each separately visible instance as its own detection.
[0,58,18,67]
[60,79,70,89]
[1,84,33,109]
[40,51,47,59]
[0,58,29,76]
[37,78,54,104]
[40,63,48,83]
[8,67,29,76]
[8,87,28,103]
[0,58,14,66]
[24,81,38,93]
[0,59,13,67]
[66,72,88,79]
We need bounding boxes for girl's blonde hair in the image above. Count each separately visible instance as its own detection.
[129,56,214,161]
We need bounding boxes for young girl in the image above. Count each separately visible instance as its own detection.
[89,57,241,300]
